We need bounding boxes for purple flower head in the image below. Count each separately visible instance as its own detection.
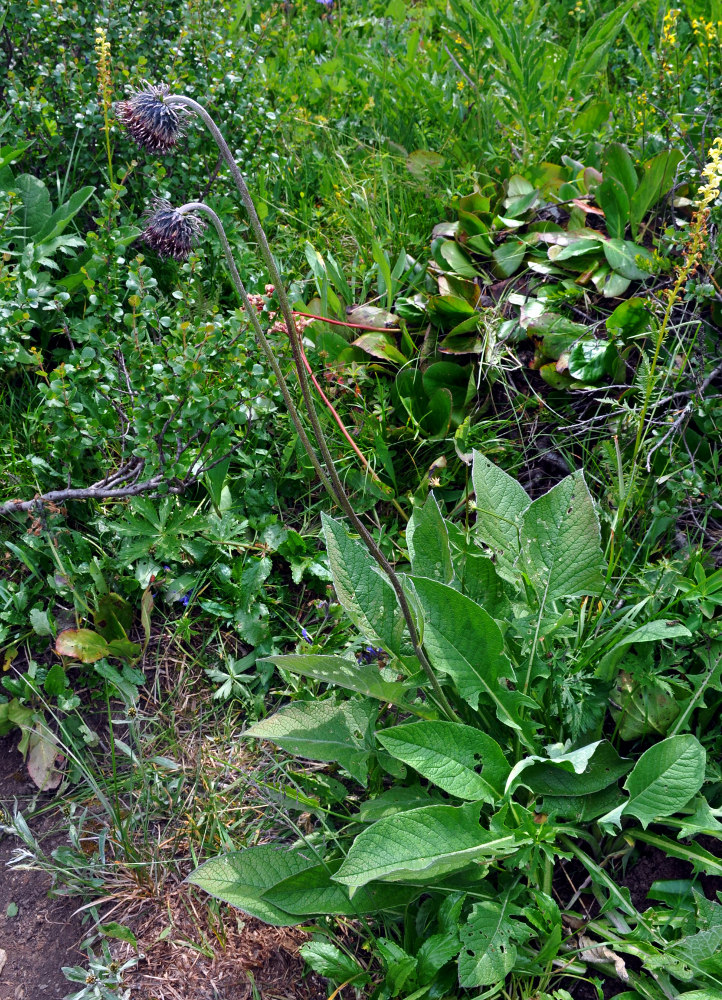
[115,82,188,154]
[315,0,334,7]
[301,628,311,641]
[140,199,205,261]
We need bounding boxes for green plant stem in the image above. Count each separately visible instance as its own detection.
[178,203,334,495]
[168,97,457,721]
[606,274,685,578]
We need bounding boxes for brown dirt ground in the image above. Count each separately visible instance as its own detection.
[0,733,84,1000]
[0,731,334,1000]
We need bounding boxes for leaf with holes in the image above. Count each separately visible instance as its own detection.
[518,471,605,603]
[377,721,510,803]
[458,898,532,987]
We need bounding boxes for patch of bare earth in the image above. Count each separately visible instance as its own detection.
[0,734,83,1000]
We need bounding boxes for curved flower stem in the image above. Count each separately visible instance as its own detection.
[179,202,334,499]
[167,99,456,719]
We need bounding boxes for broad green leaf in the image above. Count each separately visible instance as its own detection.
[94,592,133,640]
[602,142,638,198]
[55,628,111,663]
[264,862,414,916]
[623,735,706,828]
[333,802,521,886]
[567,339,617,382]
[187,845,316,925]
[264,654,419,709]
[603,239,655,280]
[629,149,683,237]
[598,176,630,239]
[300,941,368,984]
[458,899,532,987]
[43,662,67,697]
[377,721,509,802]
[508,740,629,797]
[519,471,604,602]
[246,699,376,786]
[411,577,536,743]
[35,184,95,243]
[446,524,509,616]
[14,173,52,243]
[492,239,525,277]
[606,297,653,340]
[471,451,530,580]
[439,240,479,278]
[352,331,407,364]
[406,494,453,584]
[322,514,406,655]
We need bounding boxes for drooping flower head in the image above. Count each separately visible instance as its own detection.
[140,200,205,260]
[115,83,187,154]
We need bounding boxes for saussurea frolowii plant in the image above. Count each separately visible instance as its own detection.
[116,83,457,721]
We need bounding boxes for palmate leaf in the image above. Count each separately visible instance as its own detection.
[518,470,605,603]
[377,721,510,803]
[246,699,377,786]
[411,577,537,745]
[333,802,523,887]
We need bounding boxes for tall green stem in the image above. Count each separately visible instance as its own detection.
[175,196,457,720]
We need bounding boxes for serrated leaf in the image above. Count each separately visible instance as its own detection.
[246,699,376,786]
[411,577,536,743]
[377,721,509,802]
[622,735,706,828]
[518,471,605,602]
[471,451,530,581]
[333,802,521,886]
[322,514,407,655]
[187,845,317,925]
[406,494,453,584]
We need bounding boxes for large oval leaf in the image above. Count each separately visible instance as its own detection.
[623,734,706,828]
[333,803,520,886]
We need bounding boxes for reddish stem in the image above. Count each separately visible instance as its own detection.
[293,309,400,333]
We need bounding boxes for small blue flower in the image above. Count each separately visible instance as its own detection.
[315,0,334,8]
[301,628,311,641]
